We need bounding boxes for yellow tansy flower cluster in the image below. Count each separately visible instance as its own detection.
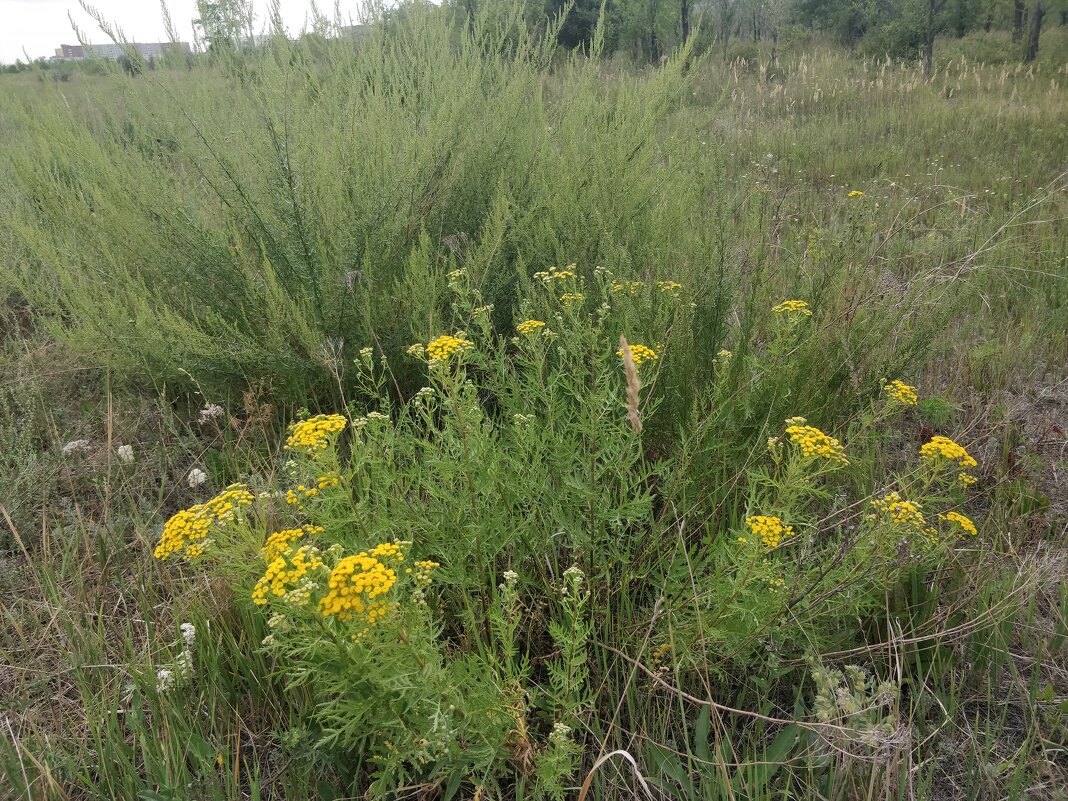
[656,281,683,293]
[870,492,927,531]
[772,299,813,316]
[409,559,439,589]
[939,511,977,537]
[252,545,325,606]
[516,319,546,335]
[285,414,347,452]
[616,343,658,365]
[260,525,324,562]
[534,265,576,284]
[559,292,585,307]
[848,190,865,198]
[744,515,796,548]
[286,473,341,508]
[883,379,918,406]
[920,435,977,467]
[426,334,473,362]
[319,551,398,623]
[154,484,255,561]
[369,541,407,562]
[784,421,848,464]
[920,436,977,487]
[610,279,644,295]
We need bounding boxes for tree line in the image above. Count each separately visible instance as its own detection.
[4,0,1065,73]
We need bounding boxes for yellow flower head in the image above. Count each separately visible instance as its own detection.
[920,436,978,470]
[616,343,658,366]
[656,281,683,293]
[285,414,347,452]
[534,265,577,284]
[410,559,440,590]
[883,379,918,406]
[939,511,977,537]
[369,541,406,562]
[772,299,813,316]
[516,319,547,336]
[260,525,324,563]
[870,491,926,531]
[319,550,399,623]
[610,279,644,295]
[559,292,585,307]
[426,334,474,362]
[154,484,255,561]
[848,190,865,198]
[784,423,848,464]
[744,515,796,548]
[252,545,325,606]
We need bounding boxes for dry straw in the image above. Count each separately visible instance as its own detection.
[619,335,642,434]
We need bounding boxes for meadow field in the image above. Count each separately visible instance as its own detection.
[0,7,1066,800]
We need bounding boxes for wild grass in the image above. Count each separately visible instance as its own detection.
[0,6,1066,800]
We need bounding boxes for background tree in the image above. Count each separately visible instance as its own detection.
[1025,0,1045,57]
[1013,0,1026,39]
[194,0,254,52]
[925,0,948,73]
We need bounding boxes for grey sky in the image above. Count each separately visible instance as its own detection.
[0,1,362,64]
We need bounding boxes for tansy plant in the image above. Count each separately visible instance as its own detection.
[151,274,985,797]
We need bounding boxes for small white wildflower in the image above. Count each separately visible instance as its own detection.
[562,565,585,590]
[365,411,389,422]
[155,667,174,692]
[549,722,572,744]
[197,404,225,425]
[175,649,193,680]
[116,444,135,464]
[62,439,90,456]
[187,468,208,488]
[180,623,196,649]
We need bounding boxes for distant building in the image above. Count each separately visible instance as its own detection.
[53,42,192,61]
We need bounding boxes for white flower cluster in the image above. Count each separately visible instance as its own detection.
[156,623,196,693]
[62,439,90,456]
[549,722,572,744]
[197,404,225,425]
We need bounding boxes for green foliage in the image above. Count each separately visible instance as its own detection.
[123,269,1011,796]
[1,8,1067,801]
